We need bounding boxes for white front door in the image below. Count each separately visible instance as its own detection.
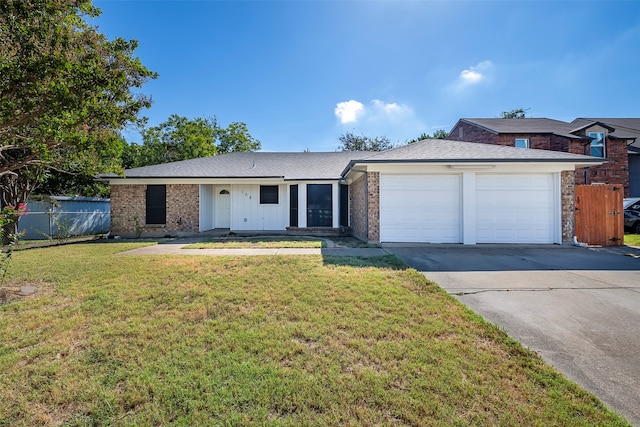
[214,188,231,228]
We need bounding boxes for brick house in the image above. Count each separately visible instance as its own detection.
[448,118,637,197]
[572,118,640,197]
[100,139,602,244]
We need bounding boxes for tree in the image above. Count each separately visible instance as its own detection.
[124,115,261,168]
[36,132,127,197]
[338,132,394,151]
[0,0,157,237]
[500,108,529,119]
[406,130,449,144]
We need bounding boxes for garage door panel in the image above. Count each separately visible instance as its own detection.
[380,175,460,243]
[477,174,555,244]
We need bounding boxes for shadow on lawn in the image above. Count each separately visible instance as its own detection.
[322,255,407,269]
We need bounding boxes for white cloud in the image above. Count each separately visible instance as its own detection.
[334,100,365,124]
[369,99,414,124]
[334,98,424,142]
[453,60,493,91]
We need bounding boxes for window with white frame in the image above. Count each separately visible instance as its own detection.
[588,132,605,157]
[515,138,529,149]
[259,185,279,204]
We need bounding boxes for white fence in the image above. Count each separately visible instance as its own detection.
[18,197,110,240]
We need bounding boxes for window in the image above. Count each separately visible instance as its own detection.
[307,184,332,227]
[515,138,529,149]
[589,132,606,157]
[260,185,279,204]
[145,185,166,225]
[289,185,298,227]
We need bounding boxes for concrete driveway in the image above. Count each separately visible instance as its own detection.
[385,244,640,426]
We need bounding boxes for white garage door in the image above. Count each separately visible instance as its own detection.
[476,174,555,243]
[380,175,461,243]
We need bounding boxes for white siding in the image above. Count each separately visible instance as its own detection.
[199,184,214,231]
[230,184,288,231]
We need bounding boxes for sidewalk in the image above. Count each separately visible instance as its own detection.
[119,241,389,257]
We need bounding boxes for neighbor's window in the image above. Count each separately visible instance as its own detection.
[515,138,529,149]
[589,132,606,157]
[260,185,279,204]
[146,185,166,225]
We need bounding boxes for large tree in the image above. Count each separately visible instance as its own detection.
[338,132,394,151]
[124,115,261,168]
[0,0,156,241]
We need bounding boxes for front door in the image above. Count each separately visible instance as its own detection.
[214,188,231,228]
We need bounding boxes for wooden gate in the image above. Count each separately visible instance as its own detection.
[575,185,624,246]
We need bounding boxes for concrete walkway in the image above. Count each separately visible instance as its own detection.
[119,241,388,257]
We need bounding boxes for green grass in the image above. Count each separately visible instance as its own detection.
[624,233,640,246]
[184,236,325,249]
[0,243,629,426]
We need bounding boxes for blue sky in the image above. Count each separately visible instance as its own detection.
[93,1,640,152]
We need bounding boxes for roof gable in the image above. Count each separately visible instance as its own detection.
[460,118,588,140]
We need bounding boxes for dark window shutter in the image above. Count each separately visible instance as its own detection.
[146,185,166,224]
[260,185,279,204]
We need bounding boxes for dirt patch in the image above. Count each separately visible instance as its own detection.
[0,280,53,304]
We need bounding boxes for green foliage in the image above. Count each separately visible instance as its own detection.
[338,132,394,151]
[500,108,529,118]
[0,0,156,203]
[406,129,449,144]
[124,115,261,168]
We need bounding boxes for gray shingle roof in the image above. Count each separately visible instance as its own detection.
[348,138,604,163]
[572,118,640,148]
[104,140,603,182]
[110,151,371,180]
[461,118,588,139]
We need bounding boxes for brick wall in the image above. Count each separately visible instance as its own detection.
[110,185,145,236]
[571,139,629,196]
[561,171,575,242]
[449,121,497,143]
[495,134,553,150]
[367,172,380,242]
[110,184,199,237]
[349,174,367,241]
[166,184,199,234]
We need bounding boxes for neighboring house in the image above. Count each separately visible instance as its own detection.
[99,140,602,244]
[572,118,640,197]
[448,118,637,197]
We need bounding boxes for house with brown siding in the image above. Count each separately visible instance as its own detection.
[100,140,603,244]
[448,118,637,196]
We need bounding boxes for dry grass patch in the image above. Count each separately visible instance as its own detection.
[184,236,325,249]
[0,243,630,426]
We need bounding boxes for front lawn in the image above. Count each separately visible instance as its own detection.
[0,243,629,426]
[624,233,640,246]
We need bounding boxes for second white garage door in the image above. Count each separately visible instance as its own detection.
[380,175,461,243]
[476,174,556,243]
